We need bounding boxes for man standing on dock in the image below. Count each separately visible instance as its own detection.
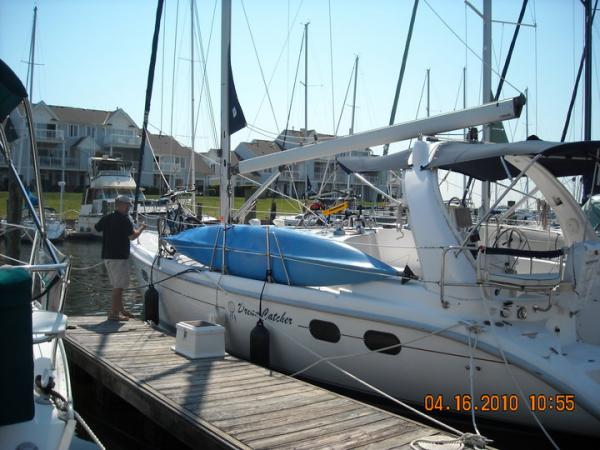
[95,195,146,321]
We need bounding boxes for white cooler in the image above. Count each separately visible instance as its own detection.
[173,320,225,359]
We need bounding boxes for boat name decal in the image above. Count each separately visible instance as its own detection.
[236,302,293,325]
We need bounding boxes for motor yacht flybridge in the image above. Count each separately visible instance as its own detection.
[130,90,600,439]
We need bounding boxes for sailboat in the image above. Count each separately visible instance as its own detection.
[0,59,102,449]
[130,0,600,443]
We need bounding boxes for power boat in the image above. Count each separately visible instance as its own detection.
[0,58,102,449]
[77,156,141,236]
[130,98,600,439]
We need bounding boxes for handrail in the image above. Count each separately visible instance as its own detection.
[440,245,477,309]
[2,262,69,272]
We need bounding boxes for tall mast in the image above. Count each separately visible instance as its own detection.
[584,0,592,140]
[190,0,196,213]
[383,0,419,155]
[349,56,359,135]
[348,55,359,192]
[304,22,309,136]
[481,0,492,211]
[220,0,232,223]
[22,6,38,184]
[426,68,430,117]
[27,6,38,103]
[303,22,309,199]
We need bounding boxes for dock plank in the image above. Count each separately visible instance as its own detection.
[64,315,460,449]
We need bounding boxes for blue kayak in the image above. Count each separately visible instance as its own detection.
[165,225,398,286]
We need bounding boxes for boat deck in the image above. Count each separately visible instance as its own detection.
[64,315,462,449]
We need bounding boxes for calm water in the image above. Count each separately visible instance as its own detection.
[59,239,143,317]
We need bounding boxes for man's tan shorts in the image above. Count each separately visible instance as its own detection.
[104,259,130,289]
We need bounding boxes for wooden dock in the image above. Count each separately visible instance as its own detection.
[64,316,459,449]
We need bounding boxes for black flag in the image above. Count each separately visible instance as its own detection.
[228,47,246,135]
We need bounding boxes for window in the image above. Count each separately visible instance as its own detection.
[69,124,78,137]
[86,126,96,137]
[363,330,401,355]
[309,319,340,343]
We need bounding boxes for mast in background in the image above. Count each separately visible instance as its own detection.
[584,0,592,141]
[190,0,196,213]
[481,0,492,211]
[220,0,232,222]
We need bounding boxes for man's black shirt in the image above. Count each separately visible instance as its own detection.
[95,212,134,259]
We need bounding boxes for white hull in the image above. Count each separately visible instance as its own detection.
[131,231,600,437]
[0,310,76,449]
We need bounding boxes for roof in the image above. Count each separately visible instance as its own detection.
[46,105,112,125]
[147,133,189,157]
[147,132,213,175]
[235,139,281,158]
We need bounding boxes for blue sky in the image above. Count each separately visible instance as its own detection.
[0,0,597,158]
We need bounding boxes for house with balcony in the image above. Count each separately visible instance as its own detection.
[147,132,213,194]
[1,102,155,191]
[229,129,379,201]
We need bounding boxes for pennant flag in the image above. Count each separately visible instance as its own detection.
[306,175,312,193]
[228,48,247,135]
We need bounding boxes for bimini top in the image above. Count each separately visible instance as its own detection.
[338,138,600,182]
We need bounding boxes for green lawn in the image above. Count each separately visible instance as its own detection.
[0,192,303,221]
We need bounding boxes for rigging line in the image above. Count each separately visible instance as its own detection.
[335,59,356,136]
[479,288,560,449]
[249,0,305,134]
[280,26,306,152]
[328,0,335,134]
[246,122,281,137]
[407,71,428,149]
[453,70,463,111]
[533,0,538,134]
[275,325,464,437]
[160,0,167,132]
[193,0,219,148]
[169,0,181,166]
[240,0,280,132]
[422,0,523,95]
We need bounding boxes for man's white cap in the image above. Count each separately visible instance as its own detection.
[115,195,132,205]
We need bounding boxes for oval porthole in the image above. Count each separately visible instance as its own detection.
[309,319,341,343]
[363,330,401,355]
[141,270,149,282]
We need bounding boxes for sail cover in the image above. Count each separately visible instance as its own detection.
[0,59,27,121]
[338,139,600,182]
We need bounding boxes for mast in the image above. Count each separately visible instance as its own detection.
[22,6,38,184]
[304,22,309,136]
[220,0,232,223]
[303,22,309,199]
[383,0,419,155]
[481,0,492,211]
[462,66,467,194]
[348,55,359,192]
[27,7,38,102]
[426,68,430,117]
[584,0,592,140]
[190,0,196,213]
[349,56,358,134]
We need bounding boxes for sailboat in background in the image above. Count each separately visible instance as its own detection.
[0,59,102,450]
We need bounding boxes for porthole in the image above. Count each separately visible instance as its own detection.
[363,330,401,355]
[309,319,340,343]
[141,270,149,282]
